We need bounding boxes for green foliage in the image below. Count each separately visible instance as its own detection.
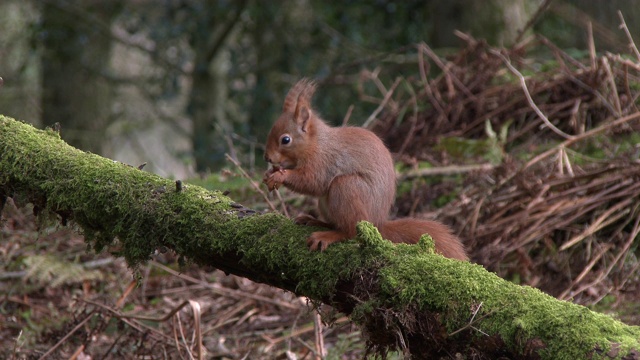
[186,172,250,192]
[186,171,269,208]
[437,119,510,164]
[325,331,365,359]
[433,192,458,208]
[578,133,640,161]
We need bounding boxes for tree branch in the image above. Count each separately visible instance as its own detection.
[1,115,639,359]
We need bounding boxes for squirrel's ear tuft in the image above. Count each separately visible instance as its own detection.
[283,78,317,113]
[282,78,317,132]
[297,78,317,104]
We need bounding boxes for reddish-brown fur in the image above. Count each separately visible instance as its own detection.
[263,79,467,261]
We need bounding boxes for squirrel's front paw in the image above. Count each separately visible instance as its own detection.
[263,168,286,191]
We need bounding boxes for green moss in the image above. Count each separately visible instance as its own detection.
[417,234,435,254]
[322,220,640,359]
[0,115,234,267]
[374,247,640,359]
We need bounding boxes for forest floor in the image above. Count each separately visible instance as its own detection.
[1,203,371,359]
[1,172,639,359]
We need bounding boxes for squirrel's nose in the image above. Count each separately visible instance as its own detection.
[264,153,271,163]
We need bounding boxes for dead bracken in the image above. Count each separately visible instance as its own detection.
[369,33,640,304]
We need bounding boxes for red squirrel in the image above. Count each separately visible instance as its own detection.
[263,79,467,261]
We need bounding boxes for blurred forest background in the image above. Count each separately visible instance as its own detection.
[3,0,640,358]
[1,0,638,176]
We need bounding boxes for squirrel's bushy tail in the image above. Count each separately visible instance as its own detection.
[379,219,468,260]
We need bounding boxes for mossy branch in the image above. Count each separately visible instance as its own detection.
[1,115,639,359]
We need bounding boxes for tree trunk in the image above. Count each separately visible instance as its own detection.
[247,3,288,145]
[40,0,120,154]
[187,1,247,173]
[428,0,533,47]
[1,115,639,359]
[189,56,227,173]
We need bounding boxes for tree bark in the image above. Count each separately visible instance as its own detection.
[1,115,639,359]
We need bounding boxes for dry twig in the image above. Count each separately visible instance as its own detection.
[489,49,574,140]
[225,153,279,213]
[618,11,640,62]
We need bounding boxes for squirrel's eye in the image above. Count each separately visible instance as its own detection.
[280,135,291,145]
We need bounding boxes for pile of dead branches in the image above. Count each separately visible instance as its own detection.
[445,157,640,301]
[367,30,640,304]
[371,31,640,159]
